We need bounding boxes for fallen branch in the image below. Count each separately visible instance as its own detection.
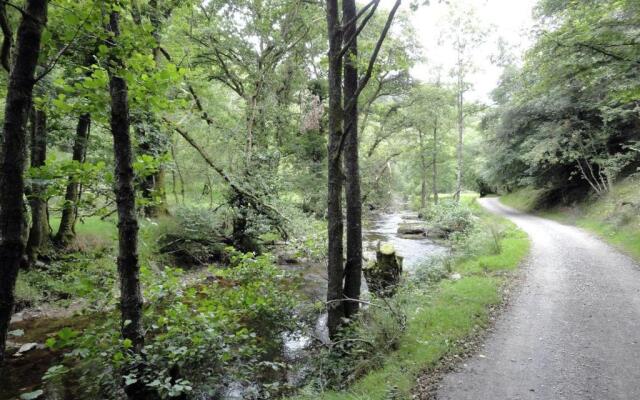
[162,117,289,239]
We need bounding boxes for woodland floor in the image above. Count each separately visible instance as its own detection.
[435,197,640,400]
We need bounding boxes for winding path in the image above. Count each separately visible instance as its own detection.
[436,197,640,400]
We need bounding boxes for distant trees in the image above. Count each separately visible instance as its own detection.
[483,0,640,201]
[440,2,487,202]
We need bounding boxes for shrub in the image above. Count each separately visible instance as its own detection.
[44,251,301,399]
[14,251,116,309]
[154,207,232,267]
[421,201,475,236]
[304,294,407,391]
[413,255,451,283]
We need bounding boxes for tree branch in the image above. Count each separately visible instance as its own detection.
[162,117,289,238]
[0,2,12,72]
[333,0,402,164]
[338,0,379,59]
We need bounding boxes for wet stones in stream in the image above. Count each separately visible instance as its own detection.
[397,223,449,240]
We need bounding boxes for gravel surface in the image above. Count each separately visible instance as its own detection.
[436,197,640,400]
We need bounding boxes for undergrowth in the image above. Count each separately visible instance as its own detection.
[294,198,530,399]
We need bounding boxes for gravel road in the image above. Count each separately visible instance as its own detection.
[436,197,640,400]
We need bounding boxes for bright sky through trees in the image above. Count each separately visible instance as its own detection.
[381,0,537,102]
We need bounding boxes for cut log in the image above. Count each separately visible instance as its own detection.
[364,242,403,297]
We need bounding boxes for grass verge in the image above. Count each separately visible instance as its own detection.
[296,199,530,399]
[501,178,640,261]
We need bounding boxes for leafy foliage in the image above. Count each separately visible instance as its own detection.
[482,0,640,201]
[421,201,475,236]
[43,251,301,399]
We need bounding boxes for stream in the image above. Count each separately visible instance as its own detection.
[273,207,448,398]
[0,207,447,400]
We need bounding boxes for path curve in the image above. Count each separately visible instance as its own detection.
[436,197,640,400]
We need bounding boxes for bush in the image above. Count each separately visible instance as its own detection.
[413,255,451,284]
[154,207,232,267]
[305,293,407,391]
[44,251,301,399]
[14,251,116,310]
[421,201,475,236]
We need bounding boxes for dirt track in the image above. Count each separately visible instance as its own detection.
[437,197,640,400]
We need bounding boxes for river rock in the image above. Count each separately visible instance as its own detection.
[14,342,39,357]
[397,223,426,235]
[426,227,448,239]
[364,242,403,297]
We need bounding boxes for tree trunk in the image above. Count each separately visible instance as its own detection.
[432,118,439,205]
[135,0,168,218]
[26,107,51,265]
[136,114,168,218]
[363,242,402,297]
[418,129,427,209]
[0,0,48,364]
[342,0,362,320]
[325,0,345,339]
[55,113,90,247]
[454,67,464,203]
[170,142,185,204]
[106,11,147,398]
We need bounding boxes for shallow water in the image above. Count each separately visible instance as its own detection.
[276,207,448,396]
[363,210,447,272]
[1,208,447,400]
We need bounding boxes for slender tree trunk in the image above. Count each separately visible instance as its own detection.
[342,0,361,320]
[432,118,439,205]
[454,68,464,203]
[170,142,185,204]
[135,0,168,218]
[326,0,345,338]
[418,129,427,209]
[107,10,148,398]
[55,113,90,247]
[26,107,51,265]
[0,0,48,364]
[135,113,168,218]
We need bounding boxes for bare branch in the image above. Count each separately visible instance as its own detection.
[338,0,380,59]
[333,0,402,164]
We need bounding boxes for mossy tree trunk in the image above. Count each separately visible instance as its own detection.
[55,113,91,247]
[26,107,51,265]
[342,0,362,321]
[106,9,150,399]
[325,0,345,339]
[364,243,403,297]
[0,0,48,364]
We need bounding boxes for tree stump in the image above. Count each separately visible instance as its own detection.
[364,242,403,297]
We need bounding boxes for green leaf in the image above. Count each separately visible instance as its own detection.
[57,327,78,341]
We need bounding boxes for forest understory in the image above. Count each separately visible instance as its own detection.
[0,0,638,399]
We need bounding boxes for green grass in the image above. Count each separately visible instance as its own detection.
[500,187,546,211]
[49,215,117,238]
[296,200,530,400]
[501,178,640,261]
